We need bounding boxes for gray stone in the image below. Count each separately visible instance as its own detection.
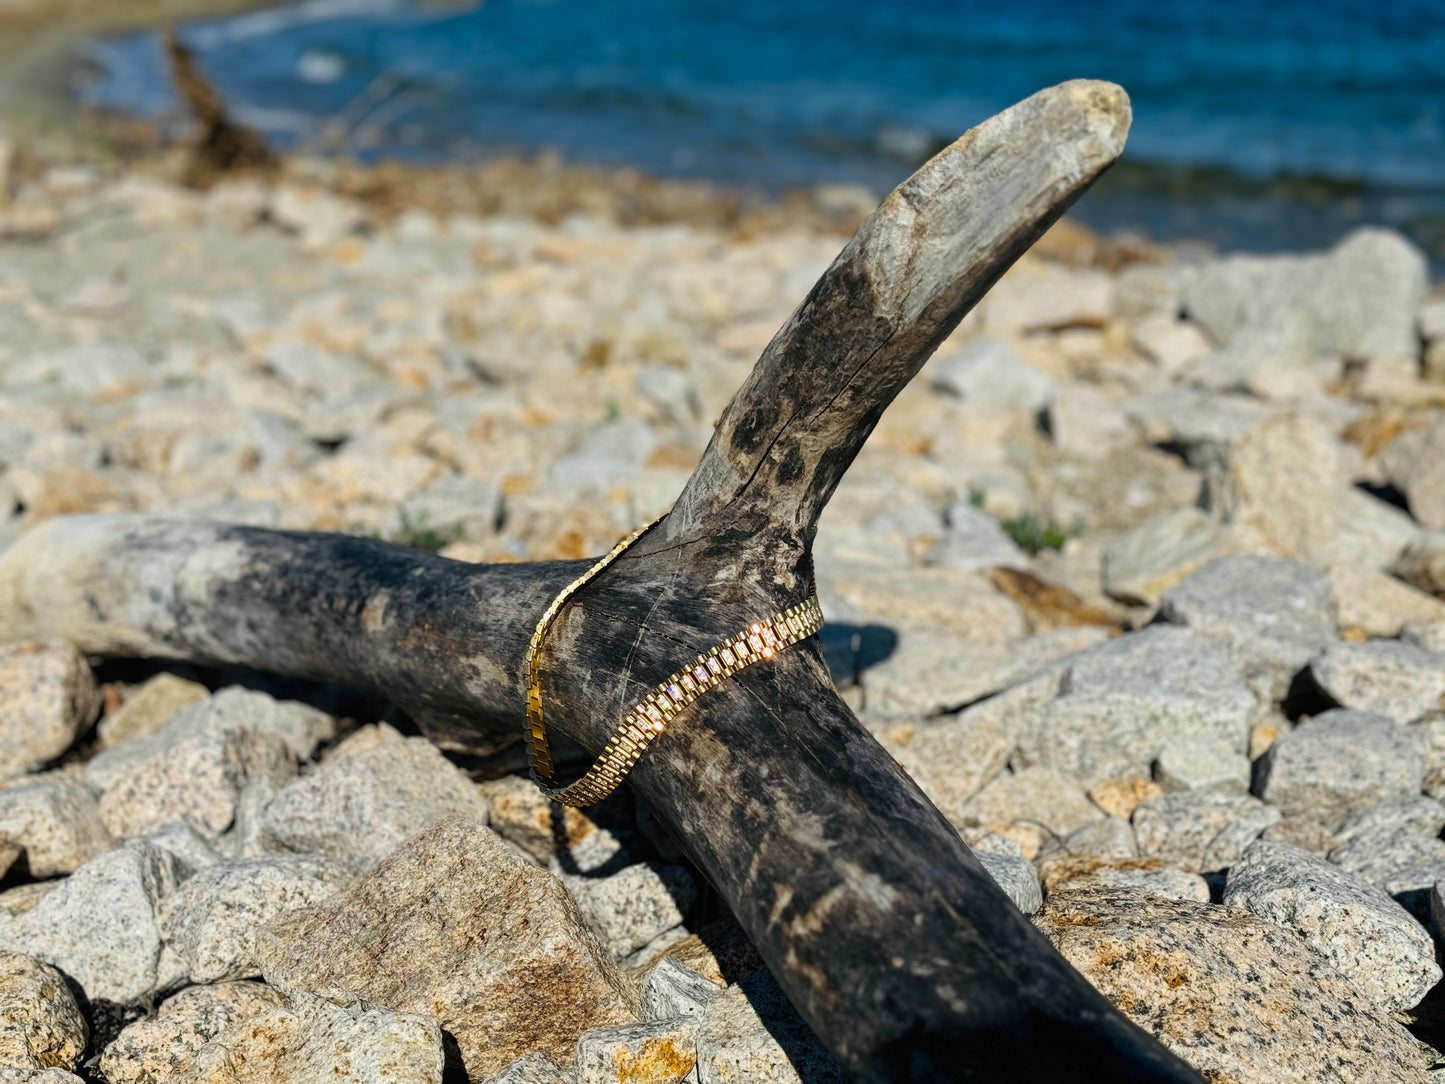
[395,472,502,544]
[0,642,99,782]
[0,884,57,922]
[641,957,721,1022]
[693,970,843,1084]
[157,855,354,982]
[1329,830,1445,919]
[479,774,628,871]
[1100,508,1240,607]
[928,336,1054,412]
[1398,531,1445,598]
[143,822,223,871]
[1061,816,1137,859]
[98,673,209,747]
[98,726,296,843]
[0,951,87,1072]
[549,419,658,493]
[1381,418,1445,531]
[1045,383,1132,460]
[1153,736,1250,796]
[1335,795,1445,846]
[1040,857,1210,903]
[925,502,1030,570]
[1255,709,1423,831]
[482,1053,574,1084]
[1310,640,1445,724]
[563,862,697,961]
[0,1071,84,1083]
[575,1018,697,1084]
[983,262,1113,333]
[0,841,192,1003]
[1034,887,1430,1084]
[1014,626,1254,788]
[974,842,1043,914]
[256,817,636,1080]
[1224,840,1440,1013]
[259,734,488,867]
[0,773,113,877]
[1260,817,1337,857]
[1161,555,1336,703]
[959,767,1103,854]
[1329,563,1445,639]
[178,991,445,1083]
[166,688,338,762]
[100,981,286,1084]
[1132,792,1281,873]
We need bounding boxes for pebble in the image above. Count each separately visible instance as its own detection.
[256,816,637,1080]
[0,841,192,1004]
[157,855,354,983]
[259,734,488,867]
[1013,625,1253,788]
[1159,554,1336,702]
[1034,887,1430,1084]
[100,981,286,1084]
[0,773,113,877]
[0,951,87,1072]
[0,643,98,782]
[1254,709,1424,830]
[1309,639,1445,724]
[1132,791,1281,873]
[1224,840,1440,1013]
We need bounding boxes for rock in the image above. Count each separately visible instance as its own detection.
[98,674,209,747]
[1381,417,1445,530]
[0,773,113,877]
[157,855,354,983]
[1035,887,1430,1083]
[632,920,763,991]
[1334,795,1445,846]
[640,957,721,1022]
[0,884,58,921]
[575,1018,697,1084]
[1153,736,1250,796]
[1060,816,1137,859]
[1224,840,1440,1013]
[256,817,636,1079]
[1045,383,1132,459]
[259,735,488,867]
[0,642,99,781]
[0,951,87,1072]
[1087,775,1163,820]
[925,502,1030,570]
[1100,508,1241,607]
[1260,817,1337,857]
[1160,554,1337,701]
[563,862,697,960]
[1013,626,1254,788]
[813,562,1028,643]
[859,625,1104,720]
[928,336,1054,412]
[268,184,367,250]
[1397,531,1445,598]
[984,261,1113,333]
[1329,830,1445,919]
[1040,856,1210,903]
[478,774,629,870]
[178,992,444,1083]
[144,822,223,872]
[0,1071,84,1082]
[166,689,338,762]
[100,981,286,1084]
[0,841,192,1003]
[548,419,658,493]
[1132,314,1212,373]
[1132,792,1281,873]
[395,473,502,544]
[98,727,296,843]
[692,970,843,1084]
[1183,227,1427,361]
[1255,709,1423,831]
[1206,413,1342,566]
[1329,564,1445,638]
[482,1053,575,1084]
[959,767,1102,856]
[972,835,1043,914]
[1310,640,1445,723]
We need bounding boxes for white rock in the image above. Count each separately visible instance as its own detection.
[928,337,1054,412]
[0,773,113,877]
[1309,640,1445,724]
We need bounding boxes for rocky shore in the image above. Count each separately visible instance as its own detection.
[0,144,1444,1083]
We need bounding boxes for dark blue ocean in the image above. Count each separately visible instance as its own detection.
[78,0,1445,258]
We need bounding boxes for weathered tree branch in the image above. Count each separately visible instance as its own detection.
[0,82,1203,1082]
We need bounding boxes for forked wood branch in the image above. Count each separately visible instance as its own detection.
[0,81,1203,1082]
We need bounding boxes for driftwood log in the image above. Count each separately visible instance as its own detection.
[2,81,1204,1082]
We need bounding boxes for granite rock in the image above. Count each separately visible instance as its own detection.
[1334,795,1445,846]
[259,735,488,867]
[482,1053,575,1084]
[479,774,629,871]
[692,970,844,1084]
[1100,508,1241,607]
[0,1071,85,1083]
[1060,816,1138,859]
[924,502,1031,570]
[1160,554,1336,702]
[959,767,1103,856]
[640,957,722,1022]
[98,674,209,748]
[1329,830,1445,919]
[1132,792,1281,873]
[1040,856,1210,903]
[164,688,338,762]
[0,642,99,782]
[1014,625,1254,788]
[0,841,191,1003]
[158,855,354,983]
[0,773,113,877]
[256,816,637,1079]
[928,336,1054,412]
[1254,709,1423,831]
[1328,564,1445,639]
[575,1018,697,1084]
[1224,840,1440,1013]
[0,951,87,1072]
[1034,887,1430,1084]
[1309,640,1445,724]
[1260,817,1337,857]
[100,981,286,1084]
[1397,532,1445,598]
[1153,736,1251,796]
[972,836,1043,914]
[1381,418,1445,531]
[563,862,697,961]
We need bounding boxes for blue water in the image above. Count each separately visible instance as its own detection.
[77,0,1445,257]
